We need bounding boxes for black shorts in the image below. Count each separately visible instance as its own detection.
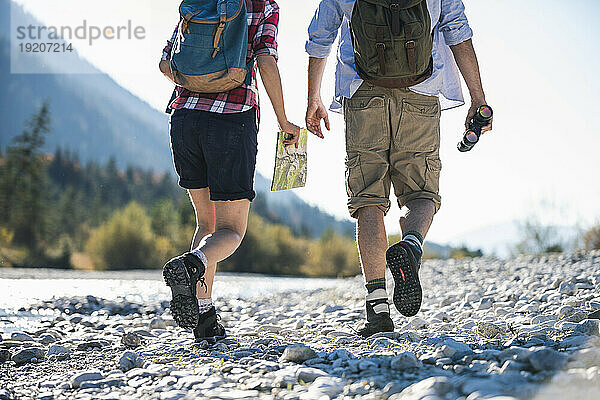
[169,108,258,201]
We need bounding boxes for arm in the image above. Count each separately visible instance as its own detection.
[159,25,178,84]
[306,57,330,138]
[440,0,492,132]
[304,0,344,138]
[257,55,300,146]
[450,39,492,133]
[253,1,299,146]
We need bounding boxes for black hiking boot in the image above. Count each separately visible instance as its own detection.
[356,292,394,338]
[357,314,394,338]
[193,306,226,342]
[387,241,423,317]
[163,252,207,329]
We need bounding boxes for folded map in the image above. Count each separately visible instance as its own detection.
[271,129,307,191]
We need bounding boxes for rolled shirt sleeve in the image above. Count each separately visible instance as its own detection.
[161,25,178,61]
[305,0,344,58]
[253,0,279,60]
[438,0,473,46]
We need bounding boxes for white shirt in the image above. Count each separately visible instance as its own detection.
[305,0,473,112]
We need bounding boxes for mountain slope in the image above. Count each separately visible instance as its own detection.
[0,0,354,239]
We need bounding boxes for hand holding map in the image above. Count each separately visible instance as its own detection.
[271,129,308,191]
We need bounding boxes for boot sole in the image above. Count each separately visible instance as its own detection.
[163,258,199,329]
[387,242,422,317]
[195,334,227,344]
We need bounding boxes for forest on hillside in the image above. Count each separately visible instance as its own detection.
[0,104,362,277]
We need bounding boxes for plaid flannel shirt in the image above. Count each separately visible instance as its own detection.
[162,0,279,117]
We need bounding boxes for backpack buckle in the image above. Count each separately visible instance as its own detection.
[406,41,416,49]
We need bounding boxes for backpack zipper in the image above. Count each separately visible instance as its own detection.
[390,3,401,36]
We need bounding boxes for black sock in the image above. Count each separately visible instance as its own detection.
[365,278,386,293]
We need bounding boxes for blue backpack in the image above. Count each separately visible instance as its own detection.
[170,0,252,93]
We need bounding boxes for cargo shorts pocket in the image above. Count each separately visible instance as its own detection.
[396,98,440,152]
[345,153,364,198]
[344,96,389,151]
[424,157,442,194]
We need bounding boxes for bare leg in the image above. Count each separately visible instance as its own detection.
[188,189,216,299]
[193,199,250,295]
[399,199,436,239]
[356,206,388,282]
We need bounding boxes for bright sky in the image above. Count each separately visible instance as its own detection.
[11,0,600,244]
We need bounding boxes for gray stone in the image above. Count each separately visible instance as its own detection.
[382,382,405,398]
[478,297,495,310]
[478,322,503,338]
[119,350,144,372]
[499,360,528,373]
[528,348,568,371]
[149,317,167,330]
[279,345,317,364]
[159,390,186,400]
[557,335,589,349]
[46,345,72,356]
[0,350,10,363]
[497,347,531,363]
[327,348,353,361]
[559,281,576,295]
[38,392,53,400]
[121,332,142,348]
[11,347,45,365]
[38,334,57,345]
[301,377,344,399]
[0,389,12,400]
[10,332,34,342]
[71,370,104,388]
[358,360,378,370]
[438,338,472,357]
[370,337,397,348]
[390,352,420,370]
[390,376,453,400]
[406,317,429,330]
[563,311,588,323]
[530,314,557,325]
[296,367,329,383]
[558,305,576,319]
[574,319,600,336]
[77,339,109,351]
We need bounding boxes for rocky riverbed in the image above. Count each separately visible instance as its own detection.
[1,251,600,400]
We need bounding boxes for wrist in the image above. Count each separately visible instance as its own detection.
[308,93,322,104]
[470,93,486,105]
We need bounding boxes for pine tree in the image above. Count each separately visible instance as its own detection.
[0,102,51,253]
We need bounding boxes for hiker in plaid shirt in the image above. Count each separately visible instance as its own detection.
[159,0,300,341]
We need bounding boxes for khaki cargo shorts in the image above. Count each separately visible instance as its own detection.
[343,82,442,218]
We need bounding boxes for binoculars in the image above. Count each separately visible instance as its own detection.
[457,105,493,152]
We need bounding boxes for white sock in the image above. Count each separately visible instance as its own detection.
[403,234,423,255]
[191,249,208,266]
[198,298,213,314]
[366,288,390,314]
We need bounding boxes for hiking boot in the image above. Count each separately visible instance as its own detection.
[356,313,394,338]
[163,252,207,329]
[193,306,226,342]
[387,241,423,317]
[356,290,394,338]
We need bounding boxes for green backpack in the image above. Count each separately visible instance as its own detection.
[350,0,433,88]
